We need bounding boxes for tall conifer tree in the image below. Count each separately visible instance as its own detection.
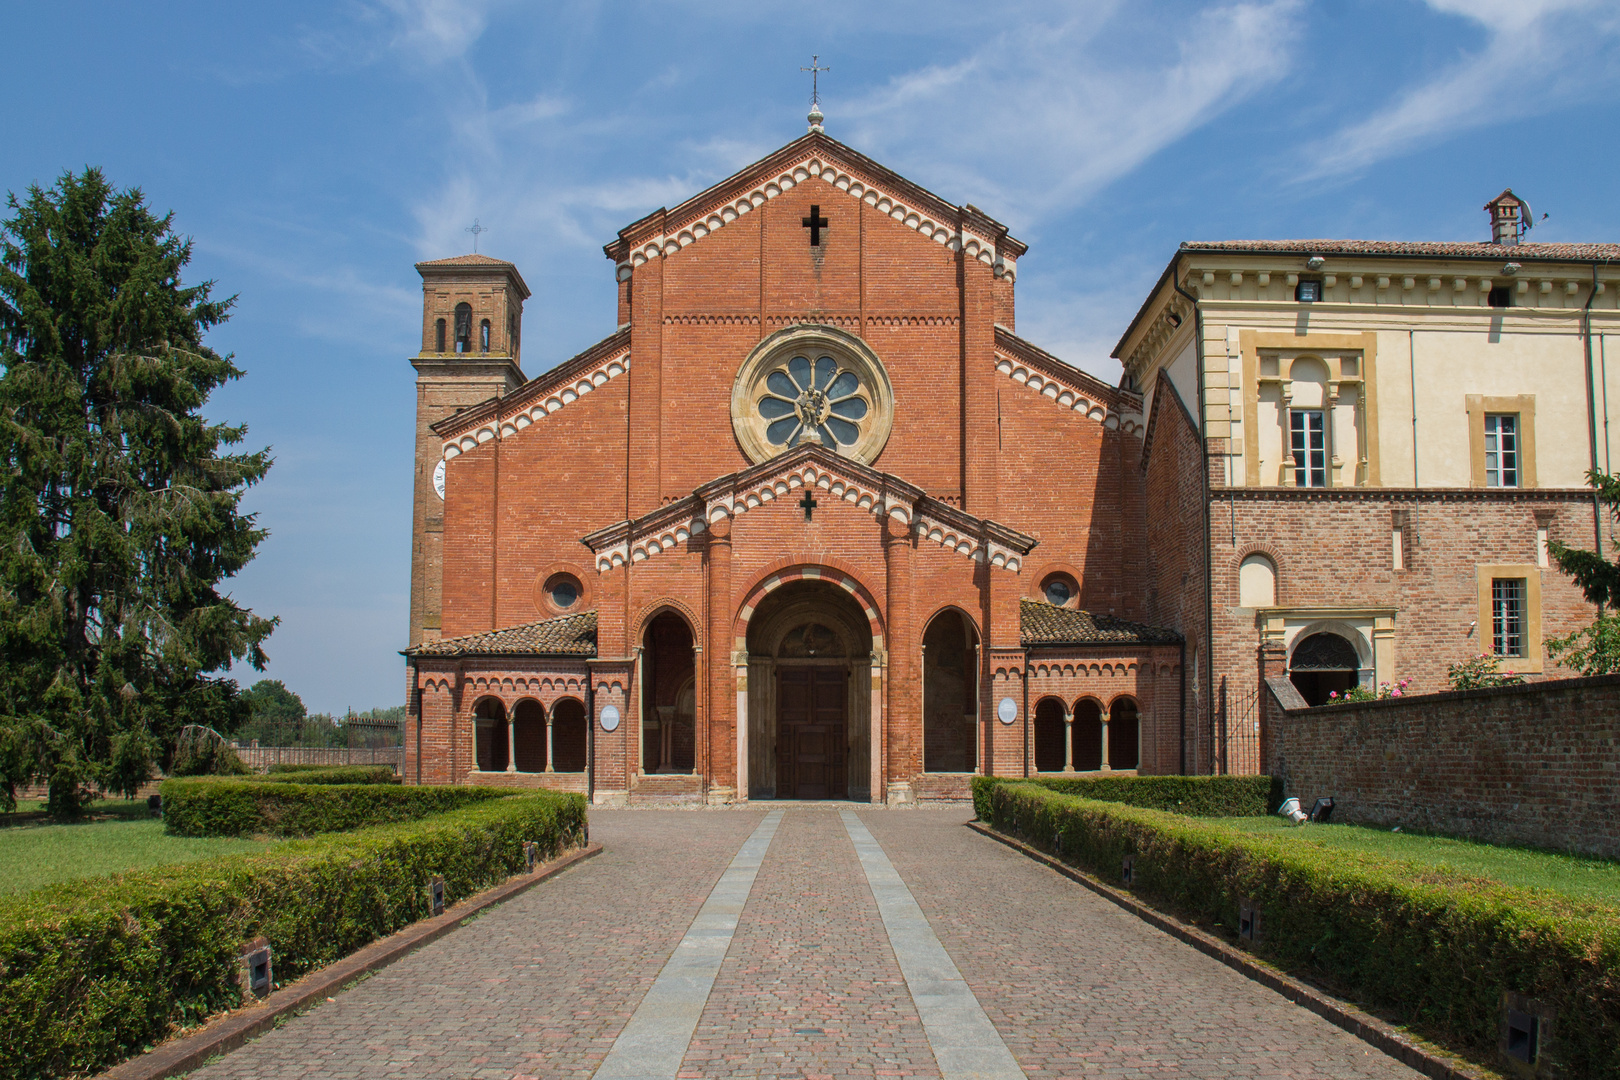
[0,168,275,813]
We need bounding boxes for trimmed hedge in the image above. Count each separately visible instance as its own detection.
[970,773,1274,821]
[247,765,400,785]
[0,789,586,1080]
[983,781,1620,1078]
[161,778,509,837]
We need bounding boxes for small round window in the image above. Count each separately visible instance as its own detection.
[1043,575,1075,607]
[545,573,581,611]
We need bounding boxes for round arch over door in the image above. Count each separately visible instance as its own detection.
[1289,631,1362,706]
[922,608,980,773]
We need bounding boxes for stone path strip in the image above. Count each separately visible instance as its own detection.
[593,810,784,1080]
[840,809,1027,1080]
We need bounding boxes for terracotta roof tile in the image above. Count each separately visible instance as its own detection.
[1181,239,1620,262]
[1020,599,1181,647]
[406,610,597,658]
[415,253,520,268]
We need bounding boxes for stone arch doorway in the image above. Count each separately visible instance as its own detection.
[1289,631,1363,706]
[744,578,875,800]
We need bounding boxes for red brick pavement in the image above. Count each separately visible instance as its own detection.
[185,808,765,1080]
[183,806,1420,1080]
[680,807,941,1079]
[860,807,1420,1080]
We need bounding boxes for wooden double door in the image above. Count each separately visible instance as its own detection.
[775,667,847,799]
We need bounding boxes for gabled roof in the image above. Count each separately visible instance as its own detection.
[1019,599,1182,647]
[601,132,1027,281]
[581,443,1038,574]
[435,326,631,452]
[404,610,597,658]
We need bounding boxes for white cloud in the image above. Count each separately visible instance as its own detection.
[837,0,1305,228]
[375,0,500,61]
[1298,0,1620,179]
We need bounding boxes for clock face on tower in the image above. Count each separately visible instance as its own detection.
[433,459,446,500]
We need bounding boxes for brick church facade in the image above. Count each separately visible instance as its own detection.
[402,125,1618,801]
[403,128,1183,803]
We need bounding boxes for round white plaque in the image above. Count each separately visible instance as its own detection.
[600,704,621,732]
[996,696,1018,725]
[432,459,446,501]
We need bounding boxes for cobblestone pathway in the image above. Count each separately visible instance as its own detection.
[188,806,1420,1080]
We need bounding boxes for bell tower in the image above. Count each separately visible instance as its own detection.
[409,254,530,647]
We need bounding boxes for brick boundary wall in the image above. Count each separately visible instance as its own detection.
[1261,669,1620,859]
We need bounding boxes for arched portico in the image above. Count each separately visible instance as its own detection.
[736,569,882,801]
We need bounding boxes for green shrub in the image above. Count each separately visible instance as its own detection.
[264,763,326,774]
[970,773,1273,821]
[0,789,586,1080]
[983,781,1620,1078]
[247,765,400,785]
[160,779,506,838]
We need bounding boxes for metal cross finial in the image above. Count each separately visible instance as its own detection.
[801,55,829,105]
[465,218,487,253]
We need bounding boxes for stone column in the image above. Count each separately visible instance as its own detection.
[883,513,915,804]
[1063,708,1075,773]
[706,514,736,802]
[506,712,516,773]
[1100,707,1112,771]
[544,709,554,773]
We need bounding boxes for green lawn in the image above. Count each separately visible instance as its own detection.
[0,801,272,895]
[1210,816,1620,908]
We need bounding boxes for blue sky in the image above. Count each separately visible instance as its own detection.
[3,0,1617,713]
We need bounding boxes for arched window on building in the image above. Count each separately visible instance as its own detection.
[1239,554,1276,608]
[922,609,979,773]
[473,698,508,772]
[480,319,491,352]
[512,699,546,773]
[1109,696,1140,770]
[435,318,446,352]
[551,698,588,772]
[642,611,696,774]
[454,303,473,353]
[1289,632,1362,706]
[1073,698,1104,771]
[1032,698,1066,773]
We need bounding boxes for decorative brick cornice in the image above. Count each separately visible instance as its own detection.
[602,134,1025,281]
[993,326,1143,436]
[436,327,630,456]
[579,443,1036,573]
[1219,486,1596,504]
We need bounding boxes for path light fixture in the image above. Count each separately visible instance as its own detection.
[1277,797,1308,824]
[1121,854,1135,885]
[429,875,445,916]
[524,841,539,873]
[239,938,273,999]
[1309,797,1336,823]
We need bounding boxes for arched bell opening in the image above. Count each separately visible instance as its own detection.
[922,608,980,773]
[744,578,874,800]
[641,611,697,775]
[473,697,508,772]
[549,698,588,772]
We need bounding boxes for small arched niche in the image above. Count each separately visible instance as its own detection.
[1239,554,1277,608]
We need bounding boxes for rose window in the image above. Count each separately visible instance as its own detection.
[757,354,870,449]
[731,325,895,466]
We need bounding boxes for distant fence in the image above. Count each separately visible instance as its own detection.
[1262,672,1620,858]
[230,744,404,771]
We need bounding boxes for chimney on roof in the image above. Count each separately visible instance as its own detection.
[1485,189,1526,246]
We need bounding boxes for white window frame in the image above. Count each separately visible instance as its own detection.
[1290,409,1327,488]
[1484,413,1519,488]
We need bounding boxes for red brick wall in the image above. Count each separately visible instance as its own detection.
[1264,674,1620,859]
[1210,491,1598,774]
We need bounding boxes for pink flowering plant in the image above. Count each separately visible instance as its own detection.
[1327,677,1413,703]
[1446,654,1525,691]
